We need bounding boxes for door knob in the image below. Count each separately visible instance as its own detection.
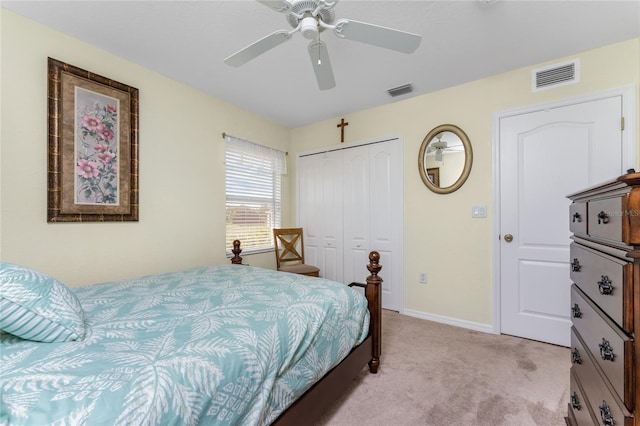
[504,234,514,243]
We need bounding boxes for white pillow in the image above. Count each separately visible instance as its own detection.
[0,262,86,342]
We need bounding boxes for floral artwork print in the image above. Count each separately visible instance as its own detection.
[75,87,119,205]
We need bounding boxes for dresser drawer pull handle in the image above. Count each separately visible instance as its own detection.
[597,211,610,224]
[571,348,582,364]
[570,392,581,410]
[597,276,613,295]
[571,258,581,272]
[571,303,582,318]
[599,401,614,426]
[572,212,582,223]
[599,338,615,361]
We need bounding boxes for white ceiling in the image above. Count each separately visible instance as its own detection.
[3,0,639,128]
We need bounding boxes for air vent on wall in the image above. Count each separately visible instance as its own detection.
[532,59,580,92]
[388,83,414,97]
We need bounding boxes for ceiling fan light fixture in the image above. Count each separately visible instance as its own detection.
[301,16,319,39]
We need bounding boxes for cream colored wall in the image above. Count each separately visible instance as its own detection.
[290,38,640,326]
[0,10,289,286]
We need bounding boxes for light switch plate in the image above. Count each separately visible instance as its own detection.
[472,205,487,218]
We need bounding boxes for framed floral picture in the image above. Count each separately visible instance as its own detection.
[47,58,139,222]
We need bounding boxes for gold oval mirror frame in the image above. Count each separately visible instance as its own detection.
[418,124,473,194]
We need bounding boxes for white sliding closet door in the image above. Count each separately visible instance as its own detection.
[297,150,343,282]
[342,146,370,285]
[297,155,322,267]
[298,137,404,312]
[369,141,403,311]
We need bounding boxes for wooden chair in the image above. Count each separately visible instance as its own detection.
[273,228,320,277]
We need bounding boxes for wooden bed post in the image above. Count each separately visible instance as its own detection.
[231,239,243,264]
[366,251,382,373]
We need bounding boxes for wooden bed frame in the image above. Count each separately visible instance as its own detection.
[230,240,382,425]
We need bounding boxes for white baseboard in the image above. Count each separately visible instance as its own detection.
[402,308,496,335]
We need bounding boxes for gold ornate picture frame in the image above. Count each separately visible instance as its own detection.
[47,58,139,222]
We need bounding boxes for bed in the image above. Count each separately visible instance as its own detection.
[0,241,382,425]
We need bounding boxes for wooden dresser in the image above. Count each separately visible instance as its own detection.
[566,173,640,426]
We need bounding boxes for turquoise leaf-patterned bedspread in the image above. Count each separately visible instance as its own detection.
[0,264,370,425]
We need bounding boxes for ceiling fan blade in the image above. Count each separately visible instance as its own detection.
[224,30,292,67]
[308,40,335,90]
[256,0,292,13]
[333,19,421,54]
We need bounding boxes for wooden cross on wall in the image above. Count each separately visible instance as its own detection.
[337,118,349,143]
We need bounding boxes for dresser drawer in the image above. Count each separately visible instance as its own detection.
[571,327,634,425]
[570,242,633,333]
[571,285,634,410]
[570,202,588,236]
[569,367,598,425]
[588,197,626,244]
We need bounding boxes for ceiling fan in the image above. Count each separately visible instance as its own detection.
[224,0,422,90]
[427,133,463,162]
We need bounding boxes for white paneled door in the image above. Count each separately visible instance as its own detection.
[499,94,628,346]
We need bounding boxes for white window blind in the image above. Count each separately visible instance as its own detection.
[224,135,286,254]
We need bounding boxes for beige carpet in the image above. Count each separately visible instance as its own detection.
[315,310,570,426]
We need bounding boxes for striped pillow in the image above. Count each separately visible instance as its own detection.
[0,262,86,342]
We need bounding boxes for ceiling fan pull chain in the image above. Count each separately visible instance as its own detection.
[317,24,322,65]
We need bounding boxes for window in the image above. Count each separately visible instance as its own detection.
[224,135,286,254]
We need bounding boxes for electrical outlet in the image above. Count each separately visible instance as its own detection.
[419,272,427,284]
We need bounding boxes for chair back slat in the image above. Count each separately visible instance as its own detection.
[273,228,306,268]
[273,228,319,277]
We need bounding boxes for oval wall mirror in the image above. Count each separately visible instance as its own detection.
[418,124,473,194]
